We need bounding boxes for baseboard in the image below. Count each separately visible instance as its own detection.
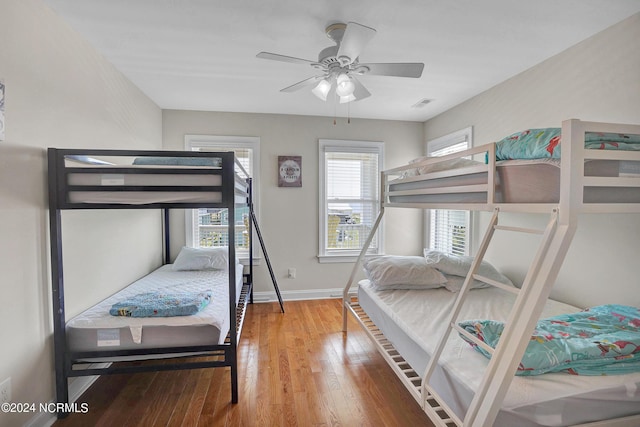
[251,288,356,303]
[25,363,109,427]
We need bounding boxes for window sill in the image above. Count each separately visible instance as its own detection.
[317,254,366,264]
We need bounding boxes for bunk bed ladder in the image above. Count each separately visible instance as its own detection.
[247,178,285,313]
[420,207,577,427]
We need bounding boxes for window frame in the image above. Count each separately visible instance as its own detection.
[424,127,473,256]
[318,139,384,263]
[184,135,260,262]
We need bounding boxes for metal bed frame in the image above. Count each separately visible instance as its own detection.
[48,148,253,418]
[342,119,640,427]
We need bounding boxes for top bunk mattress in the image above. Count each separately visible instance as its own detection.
[357,281,640,427]
[66,263,244,353]
[386,122,640,207]
[388,158,640,204]
[50,149,249,207]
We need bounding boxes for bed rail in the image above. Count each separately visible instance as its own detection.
[381,119,640,215]
[342,119,640,427]
[48,148,249,210]
[48,147,252,417]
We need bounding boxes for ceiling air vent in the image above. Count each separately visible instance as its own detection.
[412,98,433,108]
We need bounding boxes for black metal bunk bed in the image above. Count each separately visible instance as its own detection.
[47,148,253,417]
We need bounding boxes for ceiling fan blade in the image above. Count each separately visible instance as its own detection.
[337,22,376,65]
[257,51,316,65]
[351,76,371,101]
[360,62,425,78]
[280,75,325,93]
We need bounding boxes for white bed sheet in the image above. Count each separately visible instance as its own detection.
[357,280,640,426]
[67,172,223,187]
[387,159,640,204]
[67,191,223,205]
[67,263,244,352]
[64,165,247,205]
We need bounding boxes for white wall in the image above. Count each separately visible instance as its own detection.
[424,13,640,308]
[162,110,425,296]
[0,1,162,425]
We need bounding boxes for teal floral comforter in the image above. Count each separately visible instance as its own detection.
[458,304,640,376]
[494,128,640,160]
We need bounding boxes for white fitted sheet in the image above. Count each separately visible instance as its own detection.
[63,164,247,205]
[67,191,223,205]
[67,171,223,187]
[388,159,640,204]
[357,280,640,426]
[67,263,244,352]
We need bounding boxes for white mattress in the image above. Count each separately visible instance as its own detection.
[67,263,244,352]
[388,159,640,204]
[67,191,223,205]
[67,171,223,187]
[66,170,225,205]
[357,280,640,426]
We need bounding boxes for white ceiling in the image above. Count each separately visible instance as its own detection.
[43,0,640,122]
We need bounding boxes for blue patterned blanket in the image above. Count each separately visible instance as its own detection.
[109,290,212,317]
[493,128,640,160]
[458,304,640,375]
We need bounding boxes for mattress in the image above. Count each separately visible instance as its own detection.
[67,191,224,205]
[388,159,640,204]
[67,263,244,353]
[357,281,640,426]
[496,159,640,204]
[67,171,223,187]
[65,166,228,205]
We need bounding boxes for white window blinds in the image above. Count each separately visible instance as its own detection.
[427,127,472,256]
[193,148,252,250]
[184,135,259,257]
[319,140,383,261]
[429,209,469,256]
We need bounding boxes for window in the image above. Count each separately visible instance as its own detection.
[319,139,383,262]
[426,127,472,256]
[184,135,260,259]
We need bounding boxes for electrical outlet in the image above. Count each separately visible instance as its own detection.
[0,377,11,404]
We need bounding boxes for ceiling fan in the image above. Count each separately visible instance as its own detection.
[257,22,424,103]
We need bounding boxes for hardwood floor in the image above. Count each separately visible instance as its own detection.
[53,298,434,426]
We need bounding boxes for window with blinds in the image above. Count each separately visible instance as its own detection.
[184,136,260,258]
[426,127,472,256]
[319,139,383,261]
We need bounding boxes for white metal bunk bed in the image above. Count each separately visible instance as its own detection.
[342,119,640,427]
[48,148,254,418]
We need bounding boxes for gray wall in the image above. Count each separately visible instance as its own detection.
[162,110,425,297]
[0,1,162,425]
[424,13,640,308]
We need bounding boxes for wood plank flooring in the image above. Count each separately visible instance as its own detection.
[54,298,434,426]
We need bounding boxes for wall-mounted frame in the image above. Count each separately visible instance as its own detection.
[278,155,302,187]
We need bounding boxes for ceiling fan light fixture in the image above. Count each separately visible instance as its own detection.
[335,73,355,97]
[339,93,356,104]
[258,21,424,107]
[312,79,332,101]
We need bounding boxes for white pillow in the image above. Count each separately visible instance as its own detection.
[401,156,480,178]
[172,246,231,271]
[363,255,447,290]
[423,249,513,291]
